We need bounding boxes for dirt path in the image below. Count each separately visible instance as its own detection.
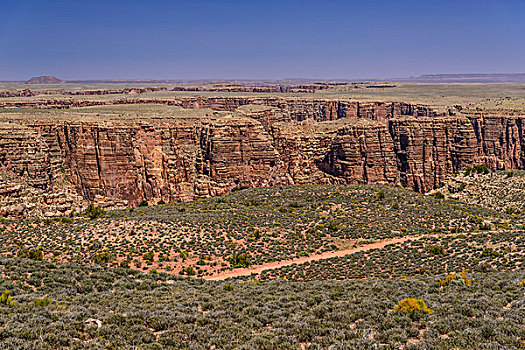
[205,235,425,281]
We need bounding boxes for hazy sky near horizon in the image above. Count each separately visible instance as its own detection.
[1,0,524,80]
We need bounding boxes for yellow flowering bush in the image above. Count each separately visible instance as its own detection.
[394,298,433,316]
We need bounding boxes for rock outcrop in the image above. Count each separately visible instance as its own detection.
[0,96,524,217]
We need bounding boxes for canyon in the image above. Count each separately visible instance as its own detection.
[0,93,524,217]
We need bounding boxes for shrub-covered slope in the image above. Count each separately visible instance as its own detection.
[0,257,524,349]
[0,184,509,277]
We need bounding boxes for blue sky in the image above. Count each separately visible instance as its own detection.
[0,0,524,80]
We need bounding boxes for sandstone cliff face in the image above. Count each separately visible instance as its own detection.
[1,97,524,216]
[0,97,437,124]
[177,97,437,124]
[318,121,399,185]
[388,116,479,192]
[0,123,56,190]
[3,114,291,207]
[467,113,525,169]
[198,116,286,195]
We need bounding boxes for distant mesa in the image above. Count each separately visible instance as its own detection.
[26,76,66,84]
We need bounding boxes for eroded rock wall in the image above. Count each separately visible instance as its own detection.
[388,116,479,192]
[467,114,525,169]
[1,97,525,216]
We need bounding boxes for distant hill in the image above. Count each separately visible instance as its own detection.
[26,76,65,84]
[394,73,525,83]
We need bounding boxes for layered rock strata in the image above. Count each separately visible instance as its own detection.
[0,97,524,216]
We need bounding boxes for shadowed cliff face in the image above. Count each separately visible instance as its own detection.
[0,96,524,213]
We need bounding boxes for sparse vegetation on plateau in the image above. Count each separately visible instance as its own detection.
[0,184,507,277]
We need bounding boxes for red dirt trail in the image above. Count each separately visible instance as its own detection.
[205,235,425,281]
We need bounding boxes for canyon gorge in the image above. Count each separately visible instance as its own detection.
[0,92,524,217]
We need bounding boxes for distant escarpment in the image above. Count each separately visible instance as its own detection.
[0,96,524,216]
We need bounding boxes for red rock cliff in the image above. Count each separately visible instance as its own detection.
[0,97,524,214]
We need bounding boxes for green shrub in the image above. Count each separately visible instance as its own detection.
[223,284,234,291]
[182,266,196,276]
[464,164,490,176]
[85,204,105,219]
[426,245,446,255]
[18,247,43,260]
[247,199,261,206]
[0,290,15,307]
[480,247,500,258]
[433,192,445,199]
[229,252,251,268]
[143,251,155,262]
[59,216,73,223]
[33,296,52,307]
[327,221,339,232]
[93,251,112,265]
[231,186,249,192]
